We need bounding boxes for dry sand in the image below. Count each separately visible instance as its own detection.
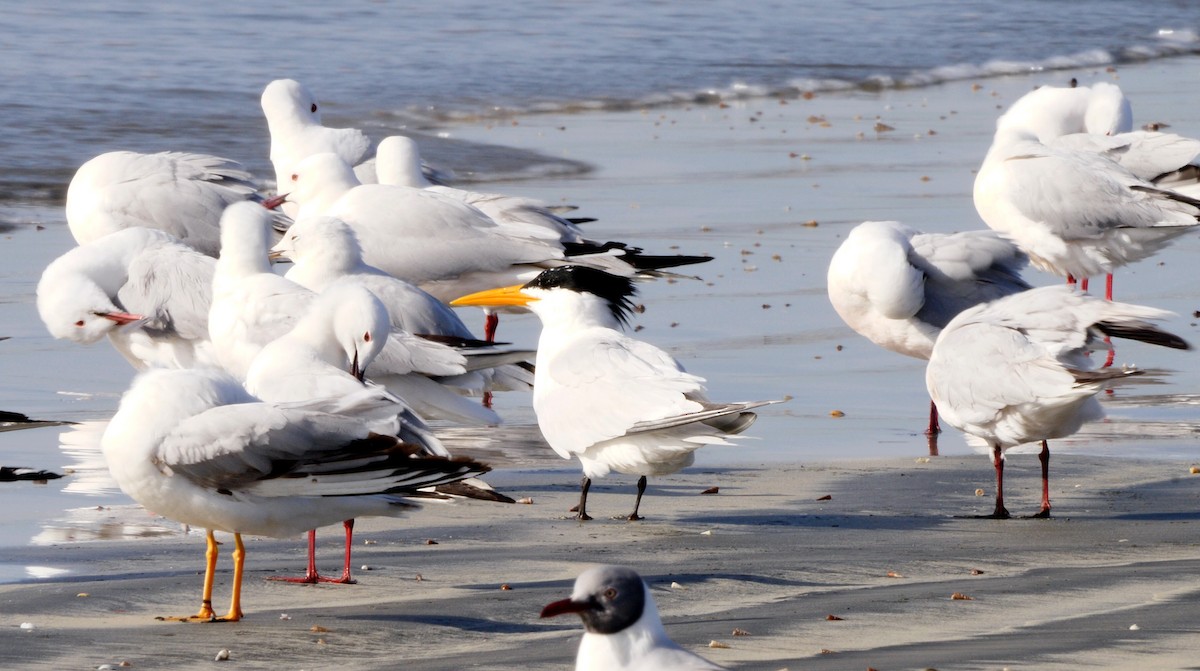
[4,55,1200,670]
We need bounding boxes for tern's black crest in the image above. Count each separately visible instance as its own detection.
[577,566,647,635]
[523,266,638,325]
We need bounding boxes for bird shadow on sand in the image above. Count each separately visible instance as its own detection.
[346,612,549,634]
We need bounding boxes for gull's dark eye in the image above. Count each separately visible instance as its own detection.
[603,587,617,600]
[363,332,371,342]
[290,173,298,182]
[74,320,85,327]
[311,103,318,114]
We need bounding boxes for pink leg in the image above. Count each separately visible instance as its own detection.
[484,312,499,343]
[1105,273,1114,301]
[269,530,321,583]
[329,519,357,584]
[924,400,941,437]
[270,522,358,584]
[983,445,1010,519]
[1079,276,1089,293]
[1030,441,1052,518]
[924,400,940,456]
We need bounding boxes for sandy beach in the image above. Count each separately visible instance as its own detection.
[3,455,1200,670]
[3,54,1200,669]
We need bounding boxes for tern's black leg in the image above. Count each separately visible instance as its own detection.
[627,475,647,521]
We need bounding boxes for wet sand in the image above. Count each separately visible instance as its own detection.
[3,56,1200,669]
[3,455,1200,670]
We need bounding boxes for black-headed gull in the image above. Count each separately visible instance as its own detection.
[827,221,1030,439]
[541,565,727,670]
[37,227,217,369]
[101,367,490,621]
[66,151,266,257]
[926,285,1189,518]
[210,203,498,425]
[453,266,779,521]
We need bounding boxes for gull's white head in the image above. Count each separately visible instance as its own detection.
[217,201,276,272]
[540,565,653,635]
[301,283,390,380]
[280,152,360,214]
[271,215,363,272]
[36,272,143,344]
[997,81,1133,142]
[375,136,430,188]
[1084,81,1133,136]
[261,78,321,128]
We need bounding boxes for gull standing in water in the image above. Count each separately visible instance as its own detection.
[541,565,727,670]
[827,221,1030,445]
[101,367,490,621]
[926,285,1189,518]
[37,227,217,369]
[66,151,268,257]
[453,266,779,521]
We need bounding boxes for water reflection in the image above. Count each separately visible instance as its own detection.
[30,504,183,546]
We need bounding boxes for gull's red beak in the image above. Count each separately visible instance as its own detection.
[261,193,289,210]
[96,311,144,326]
[350,349,365,382]
[540,598,591,619]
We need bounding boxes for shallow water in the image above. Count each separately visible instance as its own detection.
[3,9,1200,576]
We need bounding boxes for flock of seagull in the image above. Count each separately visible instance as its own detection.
[829,80,1193,523]
[34,78,775,667]
[27,75,1200,668]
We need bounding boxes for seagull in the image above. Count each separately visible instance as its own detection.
[374,135,588,244]
[37,227,217,369]
[925,285,1189,518]
[210,203,497,425]
[996,81,1132,141]
[272,152,712,340]
[452,266,779,521]
[827,221,1031,440]
[245,282,450,584]
[271,215,535,394]
[66,151,268,257]
[260,78,372,213]
[540,565,727,671]
[271,215,487,340]
[1002,81,1200,200]
[101,367,490,621]
[975,90,1200,301]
